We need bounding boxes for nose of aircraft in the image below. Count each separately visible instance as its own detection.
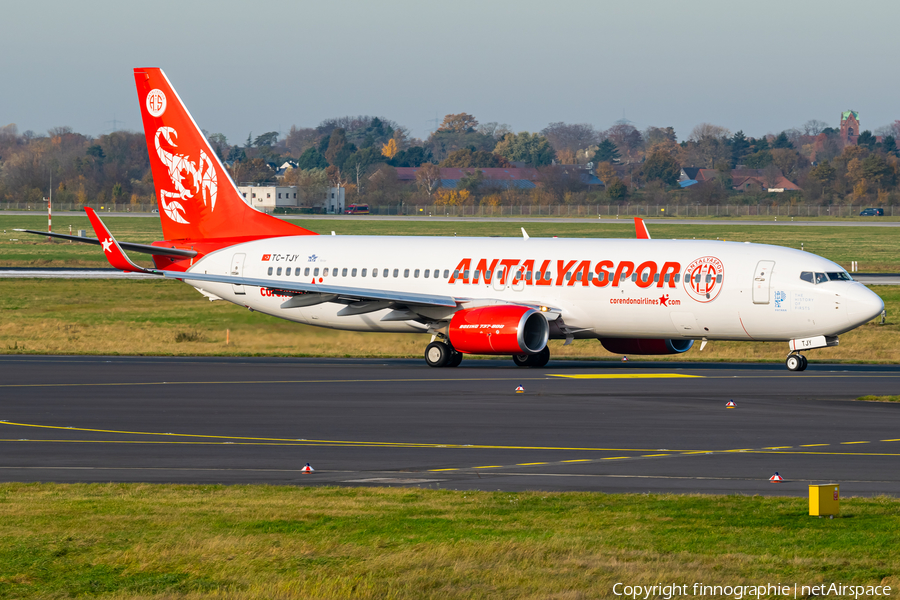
[845,283,885,327]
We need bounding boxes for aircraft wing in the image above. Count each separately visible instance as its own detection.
[13,229,197,259]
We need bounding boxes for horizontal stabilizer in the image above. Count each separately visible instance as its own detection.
[13,229,197,258]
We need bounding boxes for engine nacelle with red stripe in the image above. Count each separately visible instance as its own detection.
[599,338,694,355]
[449,305,549,355]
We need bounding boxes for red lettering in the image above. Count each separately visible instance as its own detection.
[659,261,680,288]
[612,261,634,287]
[499,259,520,285]
[519,259,535,285]
[567,260,592,286]
[473,258,499,284]
[592,260,614,287]
[448,258,471,284]
[635,261,658,289]
[556,260,577,286]
[536,259,552,286]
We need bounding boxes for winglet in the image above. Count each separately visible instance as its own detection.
[84,207,156,273]
[634,217,651,240]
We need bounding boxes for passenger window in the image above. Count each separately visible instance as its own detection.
[716,274,722,283]
[404,269,410,278]
[276,267,282,276]
[526,271,532,281]
[286,267,292,276]
[313,268,319,276]
[304,267,309,276]
[463,270,470,279]
[384,269,389,277]
[342,268,348,277]
[267,267,273,276]
[631,273,637,282]
[545,272,553,281]
[576,272,582,281]
[414,269,420,278]
[587,271,593,280]
[654,273,659,282]
[351,268,357,277]
[443,269,450,278]
[674,274,680,283]
[453,270,459,279]
[362,268,367,277]
[664,274,670,282]
[393,269,399,277]
[424,269,430,278]
[498,269,504,280]
[373,268,378,277]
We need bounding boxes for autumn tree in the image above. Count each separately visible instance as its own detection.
[642,148,681,186]
[415,163,442,196]
[284,126,318,156]
[381,138,399,159]
[439,148,510,168]
[493,132,555,166]
[438,113,478,134]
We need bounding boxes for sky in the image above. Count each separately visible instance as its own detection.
[3,0,900,145]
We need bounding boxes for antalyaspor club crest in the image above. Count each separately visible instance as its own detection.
[683,256,724,302]
[146,89,166,117]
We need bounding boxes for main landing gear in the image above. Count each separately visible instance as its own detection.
[513,346,551,368]
[425,341,463,368]
[786,353,808,372]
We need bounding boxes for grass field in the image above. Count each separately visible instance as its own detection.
[1,279,898,363]
[0,484,897,599]
[1,214,899,271]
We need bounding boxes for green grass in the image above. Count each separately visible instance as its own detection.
[856,395,900,403]
[0,484,898,599]
[2,214,899,271]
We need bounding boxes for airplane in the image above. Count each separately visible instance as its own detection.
[17,67,885,371]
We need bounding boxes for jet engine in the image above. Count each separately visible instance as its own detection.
[449,305,549,355]
[599,338,694,355]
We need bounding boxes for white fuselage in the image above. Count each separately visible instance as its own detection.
[182,236,884,342]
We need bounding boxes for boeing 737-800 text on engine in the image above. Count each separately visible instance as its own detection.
[18,68,884,371]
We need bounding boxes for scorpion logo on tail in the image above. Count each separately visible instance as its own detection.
[154,126,217,224]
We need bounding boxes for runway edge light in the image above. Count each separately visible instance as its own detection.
[769,472,784,482]
[515,385,525,393]
[301,463,314,473]
[726,400,736,408]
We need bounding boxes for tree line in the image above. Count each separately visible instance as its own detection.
[3,113,900,209]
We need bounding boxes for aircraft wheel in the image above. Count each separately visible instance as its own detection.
[786,354,803,372]
[799,355,808,371]
[529,346,551,368]
[425,342,452,367]
[513,354,531,367]
[448,351,463,367]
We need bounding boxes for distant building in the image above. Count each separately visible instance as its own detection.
[237,184,345,214]
[238,185,299,211]
[840,110,861,146]
[679,168,800,192]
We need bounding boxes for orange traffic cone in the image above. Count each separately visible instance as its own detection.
[301,463,314,473]
[769,472,784,482]
[726,400,736,408]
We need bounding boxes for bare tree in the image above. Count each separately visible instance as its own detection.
[689,123,731,142]
[802,119,829,136]
[540,122,598,156]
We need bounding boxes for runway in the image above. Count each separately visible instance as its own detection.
[1,355,899,497]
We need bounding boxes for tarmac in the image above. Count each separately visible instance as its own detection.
[1,355,899,496]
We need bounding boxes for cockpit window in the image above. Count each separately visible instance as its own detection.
[801,270,853,284]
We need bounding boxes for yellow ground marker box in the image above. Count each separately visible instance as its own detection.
[809,484,840,517]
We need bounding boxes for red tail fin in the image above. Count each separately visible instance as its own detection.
[134,67,315,241]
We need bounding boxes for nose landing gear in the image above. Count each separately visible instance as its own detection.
[786,353,808,372]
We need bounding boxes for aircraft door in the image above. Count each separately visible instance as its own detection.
[752,260,775,304]
[231,253,246,295]
[511,266,526,292]
[492,267,508,292]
